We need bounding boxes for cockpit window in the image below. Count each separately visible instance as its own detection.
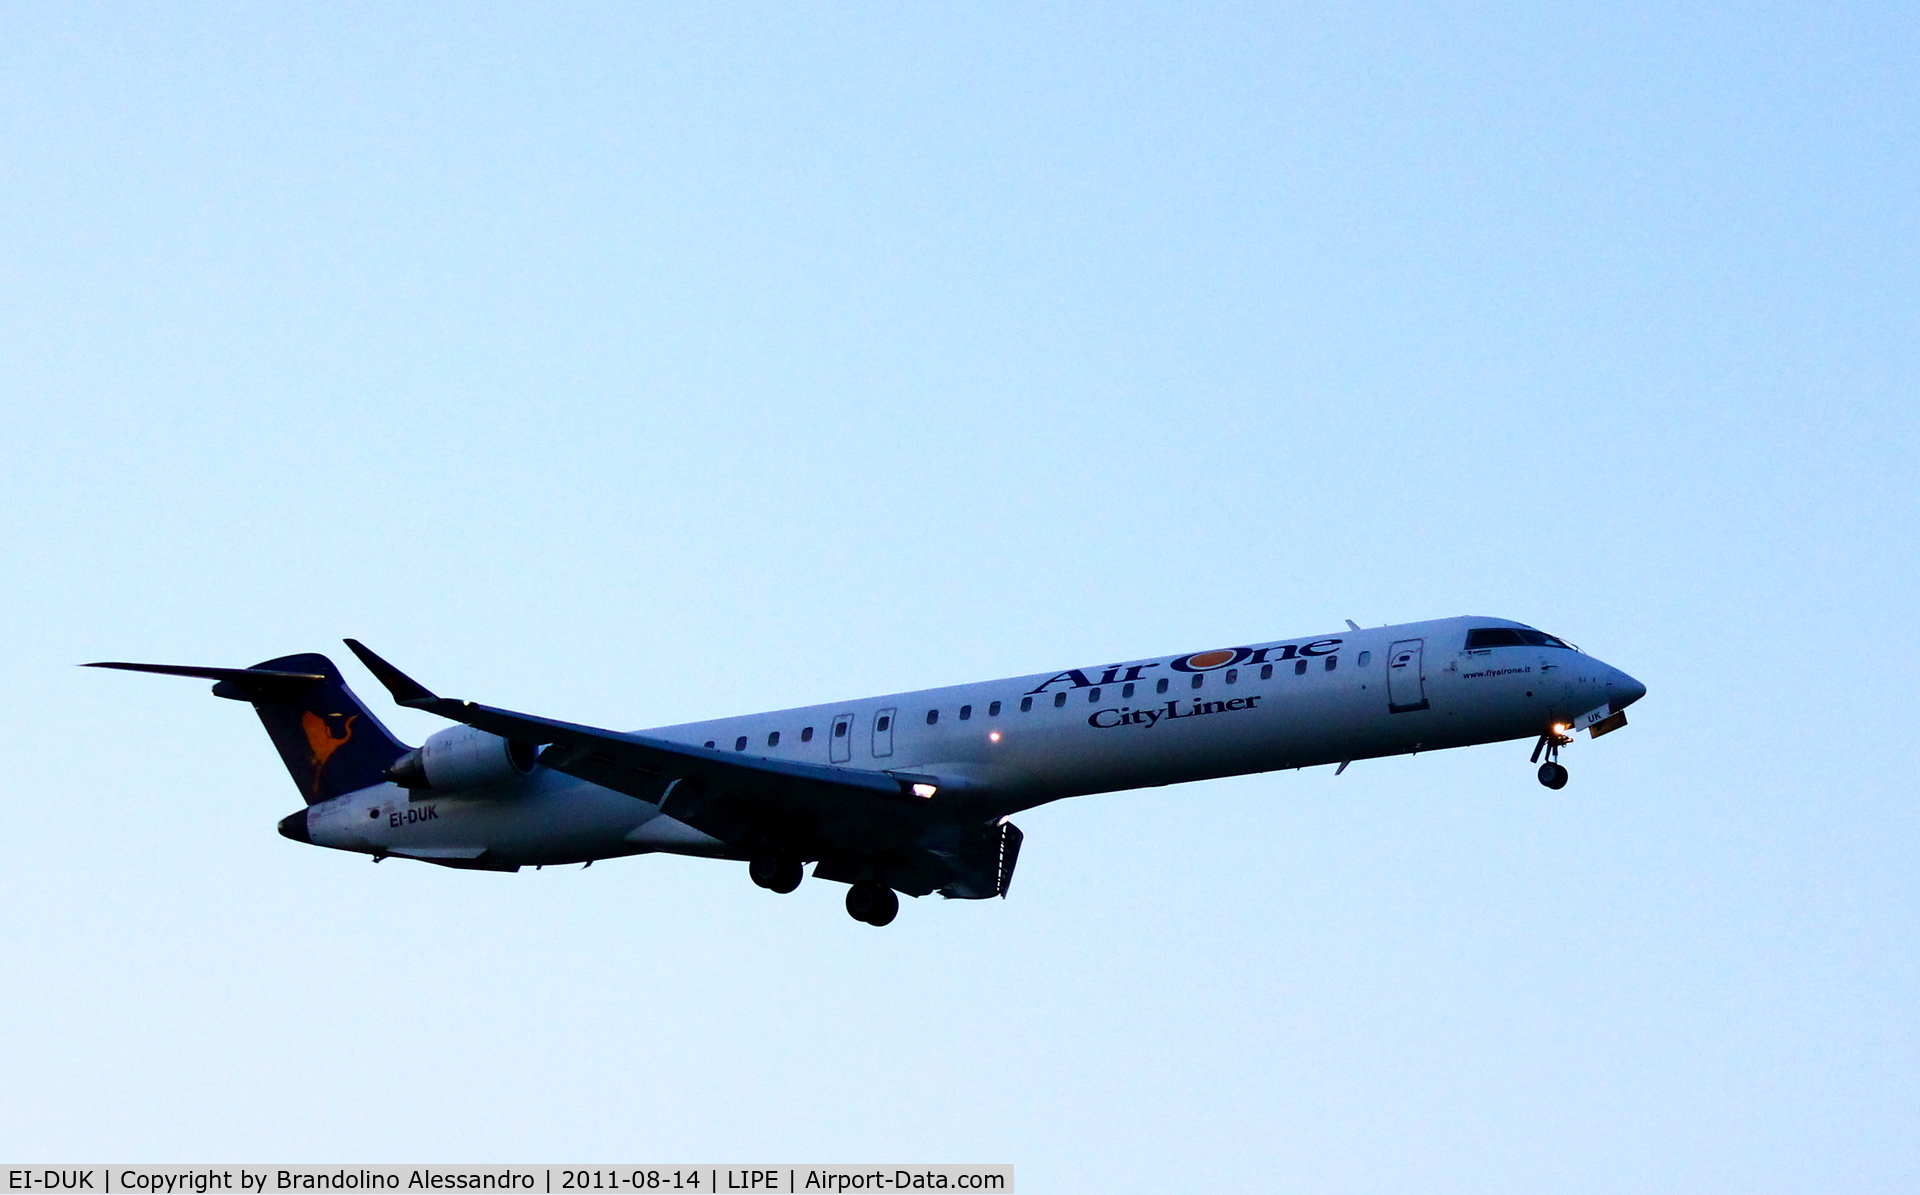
[1467,627,1572,650]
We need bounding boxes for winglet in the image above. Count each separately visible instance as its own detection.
[342,639,440,707]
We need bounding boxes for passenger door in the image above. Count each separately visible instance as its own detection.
[829,712,855,763]
[1387,639,1430,713]
[871,707,896,758]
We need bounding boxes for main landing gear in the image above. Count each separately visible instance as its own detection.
[1531,727,1572,789]
[748,850,804,894]
[749,850,901,926]
[845,882,899,927]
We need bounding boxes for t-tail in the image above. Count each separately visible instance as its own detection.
[86,653,410,803]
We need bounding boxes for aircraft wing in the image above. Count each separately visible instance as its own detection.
[343,640,950,859]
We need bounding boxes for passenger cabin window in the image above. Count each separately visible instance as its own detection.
[767,731,780,747]
[926,709,939,725]
[1294,659,1308,675]
[1088,687,1102,702]
[1020,696,1033,712]
[834,722,848,737]
[734,736,747,751]
[1190,674,1204,690]
[1122,683,1135,698]
[801,726,814,742]
[1357,651,1371,666]
[1053,692,1067,708]
[960,705,972,720]
[1325,656,1337,671]
[704,740,715,749]
[1156,678,1170,694]
[988,700,1002,716]
[876,715,891,732]
[1225,668,1238,684]
[1260,664,1273,680]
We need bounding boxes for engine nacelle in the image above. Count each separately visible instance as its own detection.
[387,726,540,792]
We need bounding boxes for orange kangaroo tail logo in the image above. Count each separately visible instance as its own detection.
[301,710,359,797]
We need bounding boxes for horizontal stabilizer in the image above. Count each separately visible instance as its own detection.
[85,661,326,694]
[87,653,409,803]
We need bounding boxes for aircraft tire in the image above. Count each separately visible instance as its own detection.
[767,855,804,894]
[749,853,778,889]
[750,852,805,893]
[1537,762,1569,790]
[845,882,899,926]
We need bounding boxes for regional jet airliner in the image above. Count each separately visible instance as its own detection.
[91,616,1644,926]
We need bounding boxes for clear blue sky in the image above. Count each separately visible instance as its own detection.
[2,3,1914,1189]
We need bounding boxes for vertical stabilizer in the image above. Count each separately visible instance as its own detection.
[222,654,409,802]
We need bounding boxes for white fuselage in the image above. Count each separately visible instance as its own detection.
[304,615,1645,868]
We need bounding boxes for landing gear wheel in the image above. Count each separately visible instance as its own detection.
[768,856,803,894]
[749,852,804,894]
[1530,728,1573,790]
[845,882,899,926]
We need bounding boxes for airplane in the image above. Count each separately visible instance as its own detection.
[89,615,1645,926]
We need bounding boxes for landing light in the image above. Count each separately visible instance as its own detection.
[988,731,1002,743]
[911,783,938,799]
[1552,723,1571,736]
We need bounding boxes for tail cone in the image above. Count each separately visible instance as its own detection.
[277,810,312,844]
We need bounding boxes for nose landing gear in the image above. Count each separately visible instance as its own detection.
[1531,727,1572,789]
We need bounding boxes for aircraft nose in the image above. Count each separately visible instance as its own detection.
[1608,668,1647,710]
[277,810,312,844]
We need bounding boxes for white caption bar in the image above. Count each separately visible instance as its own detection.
[4,1168,1011,1195]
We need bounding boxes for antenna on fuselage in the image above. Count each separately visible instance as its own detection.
[1345,619,1361,631]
